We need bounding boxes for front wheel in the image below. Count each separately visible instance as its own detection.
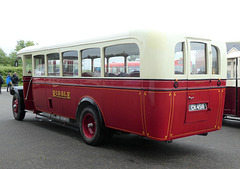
[79,106,105,146]
[12,94,25,121]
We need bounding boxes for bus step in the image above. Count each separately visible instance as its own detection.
[35,113,79,131]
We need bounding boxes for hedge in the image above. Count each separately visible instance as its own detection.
[0,65,23,87]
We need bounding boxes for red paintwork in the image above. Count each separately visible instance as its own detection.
[23,76,35,111]
[23,76,226,141]
[224,87,240,117]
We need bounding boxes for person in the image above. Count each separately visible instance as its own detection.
[6,73,12,92]
[0,74,5,94]
[12,72,19,86]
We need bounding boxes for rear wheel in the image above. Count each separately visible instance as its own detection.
[79,106,105,146]
[12,94,25,121]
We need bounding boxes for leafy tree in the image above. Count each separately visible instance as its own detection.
[15,40,35,52]
[0,40,37,87]
[0,48,7,58]
[0,40,37,66]
[0,48,9,65]
[9,40,37,66]
[0,65,23,87]
[10,40,36,58]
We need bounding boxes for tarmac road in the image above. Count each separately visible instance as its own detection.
[0,89,240,169]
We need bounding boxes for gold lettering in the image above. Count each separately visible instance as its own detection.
[52,90,71,99]
[67,92,71,99]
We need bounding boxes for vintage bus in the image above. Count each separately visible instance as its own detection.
[11,30,227,145]
[224,51,240,118]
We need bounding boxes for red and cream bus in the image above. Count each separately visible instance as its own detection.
[11,30,227,145]
[224,51,240,118]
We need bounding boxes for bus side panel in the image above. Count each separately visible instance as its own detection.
[59,85,80,119]
[170,88,224,140]
[44,78,62,116]
[218,88,226,128]
[100,89,143,135]
[58,78,144,135]
[23,76,34,110]
[144,91,173,140]
[224,87,237,116]
[168,91,188,138]
[32,78,49,113]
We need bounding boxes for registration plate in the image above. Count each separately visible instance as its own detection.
[189,103,207,111]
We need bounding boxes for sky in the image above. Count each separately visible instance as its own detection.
[0,0,240,54]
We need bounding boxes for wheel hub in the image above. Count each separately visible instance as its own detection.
[13,99,19,114]
[82,113,96,139]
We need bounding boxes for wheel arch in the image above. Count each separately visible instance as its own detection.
[11,86,25,110]
[76,97,105,126]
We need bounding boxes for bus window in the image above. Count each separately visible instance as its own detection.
[227,61,232,79]
[233,60,236,78]
[34,55,45,76]
[104,43,140,77]
[190,42,207,74]
[227,59,236,79]
[81,48,101,77]
[25,55,32,75]
[212,45,219,74]
[174,42,184,74]
[47,53,60,76]
[62,51,78,76]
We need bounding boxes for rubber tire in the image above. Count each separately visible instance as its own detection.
[12,93,25,121]
[79,106,105,146]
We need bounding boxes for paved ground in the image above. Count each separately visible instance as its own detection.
[0,90,240,169]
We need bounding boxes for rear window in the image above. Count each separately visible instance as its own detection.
[190,42,207,74]
[211,45,219,74]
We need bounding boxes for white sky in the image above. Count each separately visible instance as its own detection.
[0,0,240,54]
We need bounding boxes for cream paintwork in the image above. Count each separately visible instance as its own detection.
[226,52,240,87]
[18,29,227,80]
[226,80,238,87]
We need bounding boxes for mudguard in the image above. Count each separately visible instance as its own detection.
[10,86,25,110]
[10,86,23,96]
[76,97,104,125]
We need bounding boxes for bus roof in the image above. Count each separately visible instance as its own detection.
[17,31,133,55]
[17,29,212,56]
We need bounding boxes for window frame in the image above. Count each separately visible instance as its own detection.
[23,55,32,76]
[81,48,101,77]
[62,50,79,77]
[189,42,207,75]
[174,42,185,75]
[104,43,140,78]
[47,53,60,76]
[211,45,219,75]
[186,39,213,79]
[34,54,45,77]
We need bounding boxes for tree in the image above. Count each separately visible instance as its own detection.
[0,40,37,66]
[15,40,35,52]
[0,48,6,57]
[9,40,37,65]
[0,48,8,65]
